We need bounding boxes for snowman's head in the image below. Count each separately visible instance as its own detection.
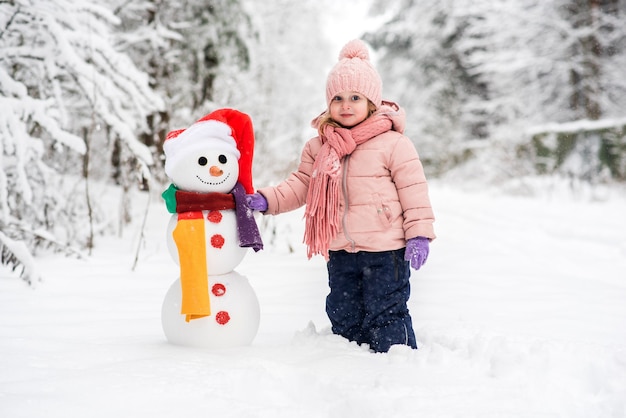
[163,109,256,194]
[168,146,240,193]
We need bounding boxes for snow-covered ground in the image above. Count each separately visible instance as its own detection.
[1,180,625,418]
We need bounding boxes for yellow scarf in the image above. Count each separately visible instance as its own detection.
[173,212,211,322]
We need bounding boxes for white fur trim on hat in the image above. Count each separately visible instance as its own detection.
[163,120,240,178]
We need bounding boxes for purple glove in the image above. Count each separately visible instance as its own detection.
[404,237,430,270]
[246,193,268,212]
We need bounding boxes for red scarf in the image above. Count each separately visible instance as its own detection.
[304,105,398,258]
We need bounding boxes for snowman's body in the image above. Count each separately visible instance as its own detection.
[161,271,260,348]
[161,122,261,348]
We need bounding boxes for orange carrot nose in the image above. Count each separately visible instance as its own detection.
[209,166,223,177]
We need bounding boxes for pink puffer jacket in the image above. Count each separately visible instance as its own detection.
[258,109,435,253]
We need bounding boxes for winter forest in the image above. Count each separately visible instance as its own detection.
[1,0,626,281]
[2,1,626,416]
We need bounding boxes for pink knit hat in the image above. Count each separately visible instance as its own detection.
[325,39,382,108]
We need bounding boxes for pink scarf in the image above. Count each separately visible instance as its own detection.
[304,104,401,258]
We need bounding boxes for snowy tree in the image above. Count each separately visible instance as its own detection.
[468,0,626,180]
[239,0,332,185]
[111,0,257,180]
[365,0,626,180]
[364,0,489,174]
[0,0,162,282]
[456,0,626,130]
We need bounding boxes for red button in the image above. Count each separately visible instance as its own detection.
[215,311,230,325]
[212,283,226,297]
[207,211,222,223]
[210,234,225,249]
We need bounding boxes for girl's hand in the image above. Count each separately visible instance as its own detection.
[404,237,430,270]
[246,193,268,212]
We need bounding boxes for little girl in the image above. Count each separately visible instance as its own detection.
[247,39,436,353]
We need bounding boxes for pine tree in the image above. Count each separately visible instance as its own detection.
[112,0,257,177]
[364,0,489,174]
[365,0,626,180]
[0,0,162,282]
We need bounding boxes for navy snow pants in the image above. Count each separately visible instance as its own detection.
[325,248,417,353]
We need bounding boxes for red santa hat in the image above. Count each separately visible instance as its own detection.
[163,108,255,194]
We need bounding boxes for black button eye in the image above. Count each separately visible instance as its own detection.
[198,157,208,166]
[218,155,227,164]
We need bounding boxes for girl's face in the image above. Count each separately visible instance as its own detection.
[329,91,370,128]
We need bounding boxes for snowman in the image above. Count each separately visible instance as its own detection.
[160,108,263,349]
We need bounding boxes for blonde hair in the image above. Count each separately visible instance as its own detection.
[318,100,377,138]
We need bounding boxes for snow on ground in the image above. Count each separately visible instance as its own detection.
[1,181,625,418]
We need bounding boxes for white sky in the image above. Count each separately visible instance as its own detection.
[320,0,391,65]
[321,0,383,46]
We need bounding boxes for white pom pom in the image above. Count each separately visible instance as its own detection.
[338,39,370,61]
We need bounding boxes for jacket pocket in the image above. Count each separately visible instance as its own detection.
[374,193,393,228]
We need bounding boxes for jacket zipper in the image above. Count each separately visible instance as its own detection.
[341,155,356,252]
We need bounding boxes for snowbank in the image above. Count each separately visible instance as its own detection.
[1,184,625,417]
